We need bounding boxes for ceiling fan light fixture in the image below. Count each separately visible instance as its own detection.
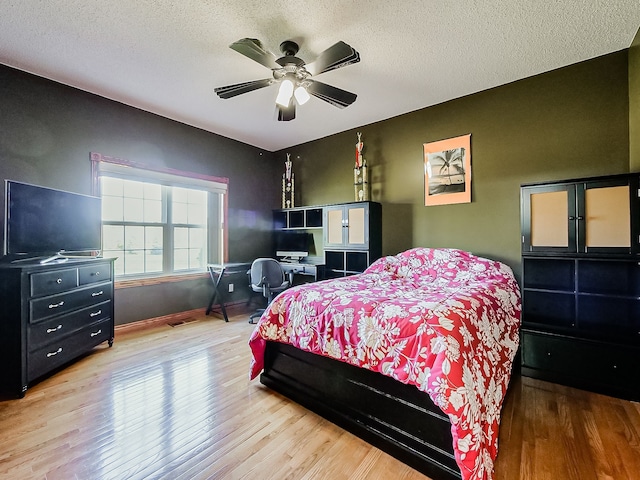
[275,79,294,107]
[294,85,310,105]
[215,38,360,121]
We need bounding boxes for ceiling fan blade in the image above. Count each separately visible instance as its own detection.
[277,102,296,121]
[214,78,273,99]
[306,80,357,108]
[229,38,280,69]
[305,41,360,76]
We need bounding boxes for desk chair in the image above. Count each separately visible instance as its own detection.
[248,258,291,324]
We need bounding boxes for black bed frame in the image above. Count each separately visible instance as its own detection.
[261,341,462,480]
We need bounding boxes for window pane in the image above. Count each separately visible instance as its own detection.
[188,202,207,225]
[189,248,205,269]
[145,251,163,273]
[101,177,123,196]
[173,202,189,224]
[144,199,162,223]
[126,226,144,250]
[174,248,189,271]
[189,228,205,248]
[102,197,123,222]
[174,227,189,248]
[172,187,207,226]
[145,226,163,251]
[173,187,189,203]
[123,179,144,198]
[124,250,145,275]
[103,225,124,251]
[123,198,144,223]
[143,183,162,200]
[173,227,207,271]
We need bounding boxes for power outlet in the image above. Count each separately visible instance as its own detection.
[228,283,234,293]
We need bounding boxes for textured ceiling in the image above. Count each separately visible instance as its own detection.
[0,1,639,152]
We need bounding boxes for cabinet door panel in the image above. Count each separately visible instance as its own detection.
[584,184,631,250]
[347,207,366,245]
[530,190,569,247]
[326,209,344,245]
[522,184,577,253]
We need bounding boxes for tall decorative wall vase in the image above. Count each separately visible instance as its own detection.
[354,132,369,201]
[282,153,294,208]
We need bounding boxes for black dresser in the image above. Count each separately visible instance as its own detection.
[0,257,115,398]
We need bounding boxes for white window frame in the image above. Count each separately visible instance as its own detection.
[91,152,228,279]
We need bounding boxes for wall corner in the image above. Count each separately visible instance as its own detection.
[630,27,640,171]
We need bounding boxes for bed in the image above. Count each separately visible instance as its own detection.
[249,247,521,480]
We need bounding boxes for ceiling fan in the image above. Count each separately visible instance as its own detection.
[214,38,360,121]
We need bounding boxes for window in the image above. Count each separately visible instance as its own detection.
[91,153,228,278]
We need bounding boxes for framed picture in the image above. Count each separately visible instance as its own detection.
[424,134,471,206]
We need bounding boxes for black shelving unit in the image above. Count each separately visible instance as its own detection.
[520,173,640,401]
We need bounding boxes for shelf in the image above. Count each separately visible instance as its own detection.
[523,257,574,290]
[274,206,324,230]
[577,259,640,296]
[522,290,575,328]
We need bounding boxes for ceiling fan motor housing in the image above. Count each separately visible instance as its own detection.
[279,40,299,56]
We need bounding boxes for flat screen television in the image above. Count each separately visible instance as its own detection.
[274,231,312,261]
[3,180,102,263]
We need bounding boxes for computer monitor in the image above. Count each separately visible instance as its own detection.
[274,231,312,262]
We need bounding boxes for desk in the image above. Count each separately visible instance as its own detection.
[279,262,325,283]
[205,263,250,322]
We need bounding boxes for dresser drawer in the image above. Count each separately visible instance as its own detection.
[30,268,78,297]
[79,263,112,285]
[28,300,112,351]
[522,331,640,397]
[28,319,112,382]
[29,282,112,323]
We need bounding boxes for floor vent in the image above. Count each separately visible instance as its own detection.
[168,318,199,327]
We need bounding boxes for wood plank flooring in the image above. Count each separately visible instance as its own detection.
[1,310,639,480]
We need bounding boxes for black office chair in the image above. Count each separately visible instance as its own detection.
[248,258,292,324]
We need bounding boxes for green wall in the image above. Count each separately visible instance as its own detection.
[630,28,640,171]
[0,48,633,323]
[0,64,279,324]
[280,51,631,278]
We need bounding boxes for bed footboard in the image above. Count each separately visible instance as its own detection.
[260,341,461,480]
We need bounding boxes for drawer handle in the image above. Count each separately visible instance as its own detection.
[46,325,63,333]
[90,310,102,318]
[48,301,65,309]
[90,329,102,337]
[47,347,63,357]
[95,271,100,276]
[56,278,63,284]
[91,291,104,297]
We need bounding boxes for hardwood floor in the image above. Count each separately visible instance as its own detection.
[1,310,639,480]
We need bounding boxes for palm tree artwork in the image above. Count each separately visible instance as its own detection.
[426,147,466,195]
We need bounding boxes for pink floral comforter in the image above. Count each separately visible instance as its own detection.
[249,248,521,480]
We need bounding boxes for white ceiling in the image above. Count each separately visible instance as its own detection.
[1,1,639,152]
